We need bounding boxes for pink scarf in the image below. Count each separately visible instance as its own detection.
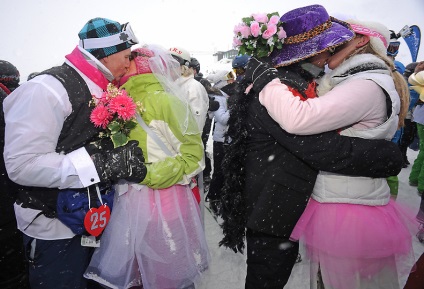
[65,46,110,90]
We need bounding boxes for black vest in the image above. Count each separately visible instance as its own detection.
[16,64,103,216]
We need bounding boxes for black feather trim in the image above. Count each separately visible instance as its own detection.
[218,80,254,253]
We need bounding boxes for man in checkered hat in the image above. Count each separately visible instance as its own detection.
[3,17,147,289]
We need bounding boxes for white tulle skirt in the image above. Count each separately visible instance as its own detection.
[84,184,210,289]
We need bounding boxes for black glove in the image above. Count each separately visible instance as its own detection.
[208,96,220,112]
[89,140,147,183]
[244,57,278,92]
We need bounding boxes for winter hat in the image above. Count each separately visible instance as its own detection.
[0,60,20,94]
[271,5,355,67]
[347,19,391,59]
[189,57,201,73]
[131,47,155,74]
[208,70,235,89]
[232,54,250,69]
[404,62,418,78]
[78,17,138,60]
[169,46,191,66]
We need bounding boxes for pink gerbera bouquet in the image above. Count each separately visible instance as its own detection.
[90,83,144,148]
[233,12,287,58]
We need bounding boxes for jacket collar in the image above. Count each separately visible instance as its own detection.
[65,46,111,90]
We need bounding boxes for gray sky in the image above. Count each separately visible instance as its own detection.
[2,0,424,81]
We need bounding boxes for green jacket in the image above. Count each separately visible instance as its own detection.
[122,73,204,189]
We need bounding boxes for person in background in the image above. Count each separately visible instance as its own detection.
[220,5,404,288]
[85,45,210,289]
[170,46,209,212]
[257,15,416,288]
[169,46,209,131]
[387,30,406,74]
[207,69,236,90]
[385,29,408,196]
[219,70,238,98]
[203,72,232,216]
[204,69,235,216]
[232,54,250,81]
[198,78,220,190]
[190,57,203,81]
[190,56,219,189]
[407,61,424,243]
[3,18,146,289]
[400,62,420,168]
[0,60,30,289]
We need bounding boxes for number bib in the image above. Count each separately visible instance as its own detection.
[84,204,111,237]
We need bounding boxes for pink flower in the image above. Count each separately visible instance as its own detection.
[252,13,268,23]
[90,105,112,129]
[277,27,287,39]
[233,23,243,34]
[250,21,260,37]
[108,94,137,121]
[262,24,277,40]
[268,15,280,26]
[238,24,251,39]
[233,37,242,47]
[89,83,141,148]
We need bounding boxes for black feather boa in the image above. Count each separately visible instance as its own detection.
[218,79,254,253]
[218,64,317,253]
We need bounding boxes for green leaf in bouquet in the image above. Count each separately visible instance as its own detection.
[242,16,254,25]
[108,120,121,135]
[124,119,137,130]
[257,46,269,58]
[276,41,283,50]
[111,131,128,148]
[239,46,247,55]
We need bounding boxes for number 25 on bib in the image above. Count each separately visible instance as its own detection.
[84,204,111,237]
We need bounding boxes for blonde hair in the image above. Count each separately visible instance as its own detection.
[353,43,409,128]
[347,19,409,128]
[389,63,409,128]
[181,65,193,77]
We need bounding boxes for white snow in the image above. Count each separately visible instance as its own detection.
[198,148,424,289]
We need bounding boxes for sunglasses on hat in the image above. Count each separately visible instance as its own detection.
[79,23,139,50]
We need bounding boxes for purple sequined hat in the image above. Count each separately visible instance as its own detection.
[271,5,355,67]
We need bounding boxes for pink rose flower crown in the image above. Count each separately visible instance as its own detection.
[233,12,287,59]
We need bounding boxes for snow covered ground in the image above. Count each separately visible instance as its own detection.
[197,148,424,289]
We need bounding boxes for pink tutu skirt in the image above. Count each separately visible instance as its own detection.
[84,184,210,289]
[290,198,419,289]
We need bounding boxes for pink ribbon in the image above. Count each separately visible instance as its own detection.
[350,24,388,48]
